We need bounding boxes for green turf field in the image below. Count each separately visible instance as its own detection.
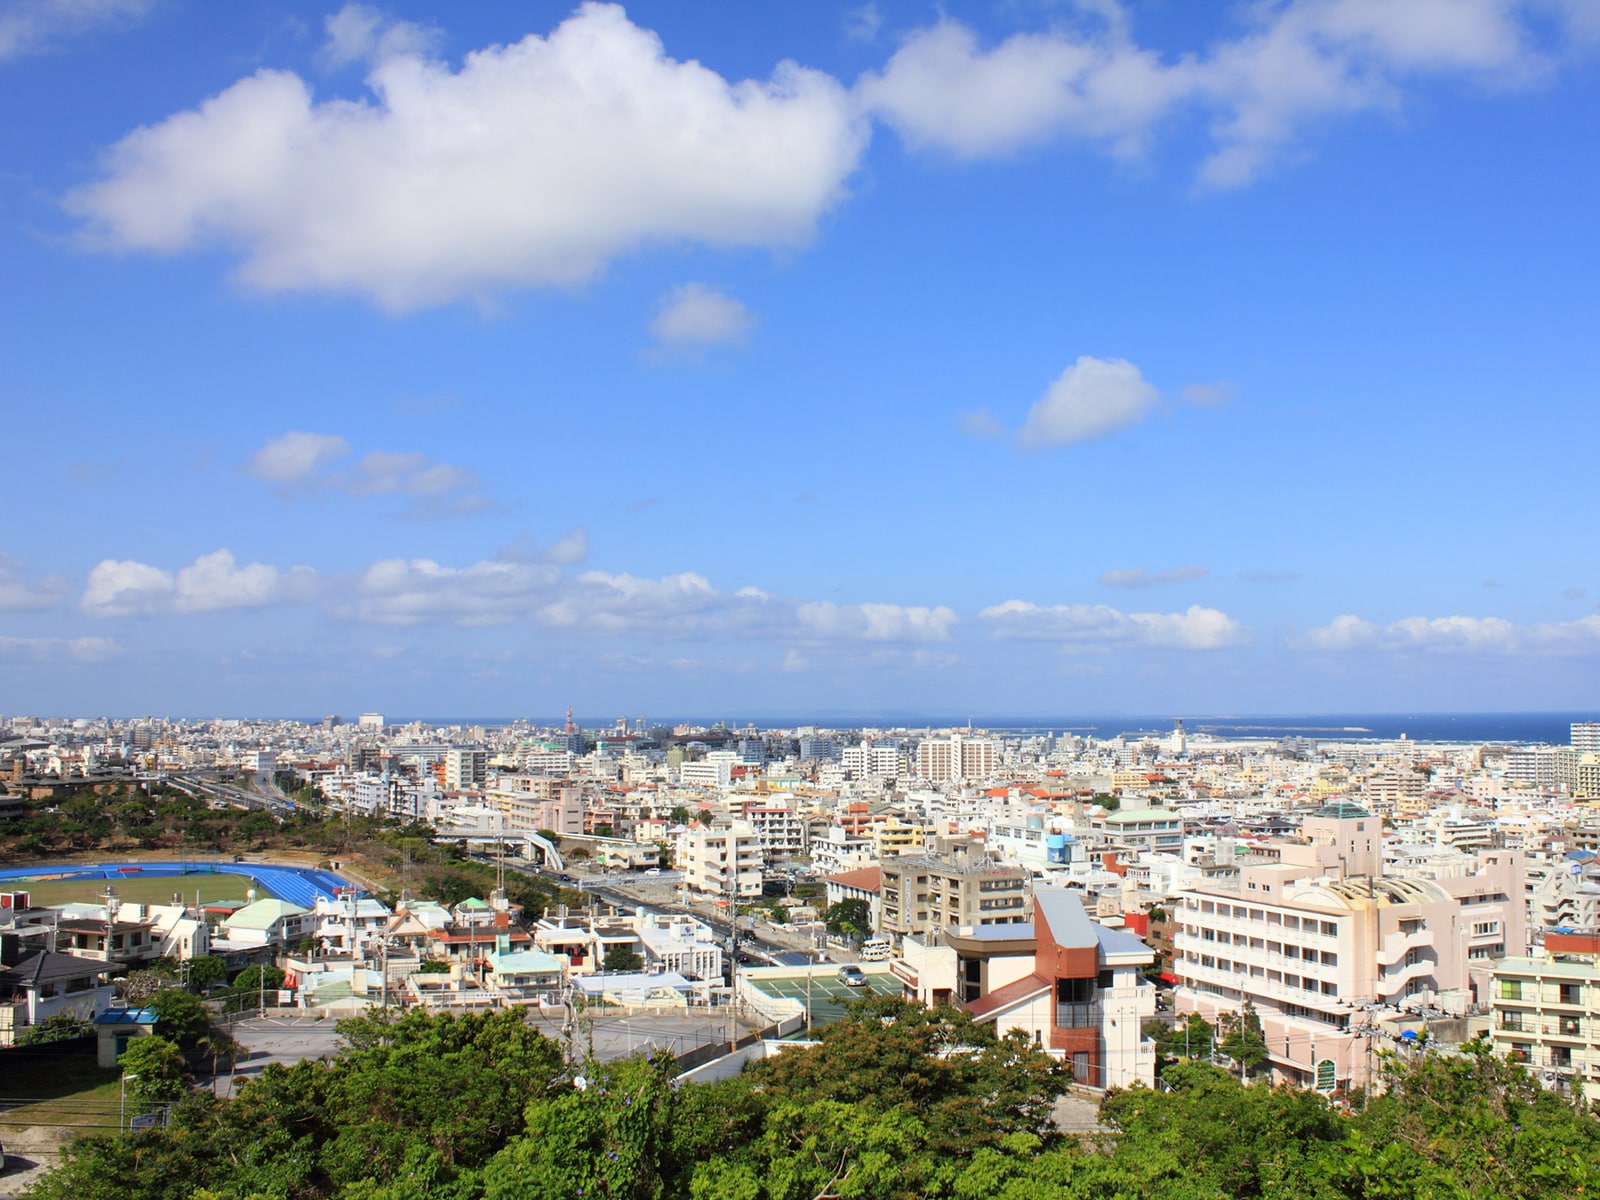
[10,872,269,908]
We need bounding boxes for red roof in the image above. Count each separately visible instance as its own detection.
[965,972,1051,1020]
[824,866,882,893]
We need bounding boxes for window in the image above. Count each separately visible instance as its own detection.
[1499,980,1523,1001]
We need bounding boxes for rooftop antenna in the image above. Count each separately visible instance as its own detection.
[564,706,576,735]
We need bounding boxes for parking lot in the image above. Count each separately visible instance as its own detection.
[744,969,899,1028]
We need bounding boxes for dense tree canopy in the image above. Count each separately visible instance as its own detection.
[23,1007,1600,1200]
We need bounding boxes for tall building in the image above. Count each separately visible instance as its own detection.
[1174,802,1525,1092]
[916,735,997,783]
[1572,722,1600,753]
[358,712,385,731]
[442,748,487,790]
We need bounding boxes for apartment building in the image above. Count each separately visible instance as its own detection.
[878,852,1029,939]
[1096,806,1185,856]
[442,748,488,790]
[677,820,763,900]
[916,736,997,783]
[1490,929,1600,1095]
[1174,802,1525,1092]
[735,799,808,862]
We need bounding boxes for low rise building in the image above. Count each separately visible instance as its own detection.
[1490,929,1600,1095]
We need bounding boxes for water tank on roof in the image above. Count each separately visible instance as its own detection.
[1046,833,1068,864]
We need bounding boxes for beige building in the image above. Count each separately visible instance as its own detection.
[916,736,997,783]
[1490,930,1600,1095]
[1175,802,1525,1092]
[878,852,1029,939]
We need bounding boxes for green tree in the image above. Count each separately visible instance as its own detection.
[824,898,872,940]
[1218,1000,1269,1081]
[120,1034,191,1105]
[224,965,287,1013]
[15,1011,94,1046]
[183,954,228,993]
[669,806,690,824]
[603,944,643,973]
[147,986,209,1046]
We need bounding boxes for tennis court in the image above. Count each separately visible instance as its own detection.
[744,968,901,1028]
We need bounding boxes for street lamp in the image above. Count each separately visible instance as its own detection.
[120,1072,139,1132]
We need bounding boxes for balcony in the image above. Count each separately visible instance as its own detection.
[1375,928,1435,967]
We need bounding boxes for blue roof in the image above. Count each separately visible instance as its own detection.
[95,1008,159,1027]
[1095,925,1153,957]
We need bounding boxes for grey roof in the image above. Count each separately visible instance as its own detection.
[0,950,118,990]
[1033,888,1096,949]
[1095,926,1154,957]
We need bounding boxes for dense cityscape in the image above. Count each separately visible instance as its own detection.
[7,0,1600,1194]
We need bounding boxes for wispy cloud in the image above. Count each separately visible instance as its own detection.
[648,282,757,354]
[1100,565,1209,588]
[980,599,1247,649]
[1301,612,1600,655]
[246,431,488,518]
[0,553,71,611]
[0,0,153,62]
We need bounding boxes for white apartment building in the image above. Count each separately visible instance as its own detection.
[678,757,735,789]
[358,713,385,730]
[737,801,808,863]
[842,741,905,780]
[443,748,488,790]
[1174,802,1526,1092]
[676,821,764,900]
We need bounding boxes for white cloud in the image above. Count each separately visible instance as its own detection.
[1100,564,1210,588]
[1302,611,1600,654]
[346,552,957,645]
[247,431,486,515]
[980,599,1247,649]
[0,0,152,62]
[796,601,958,642]
[1018,355,1160,448]
[320,4,437,69]
[0,553,70,611]
[69,3,867,310]
[248,431,352,484]
[858,1,1553,185]
[82,550,317,616]
[649,283,756,348]
[858,18,1195,160]
[0,635,119,662]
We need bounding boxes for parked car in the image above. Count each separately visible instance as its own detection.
[838,964,867,987]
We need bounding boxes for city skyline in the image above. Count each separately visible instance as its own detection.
[4,1,1599,717]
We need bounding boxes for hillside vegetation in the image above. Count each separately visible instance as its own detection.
[24,997,1600,1200]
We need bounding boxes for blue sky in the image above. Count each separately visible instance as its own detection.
[3,0,1599,720]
